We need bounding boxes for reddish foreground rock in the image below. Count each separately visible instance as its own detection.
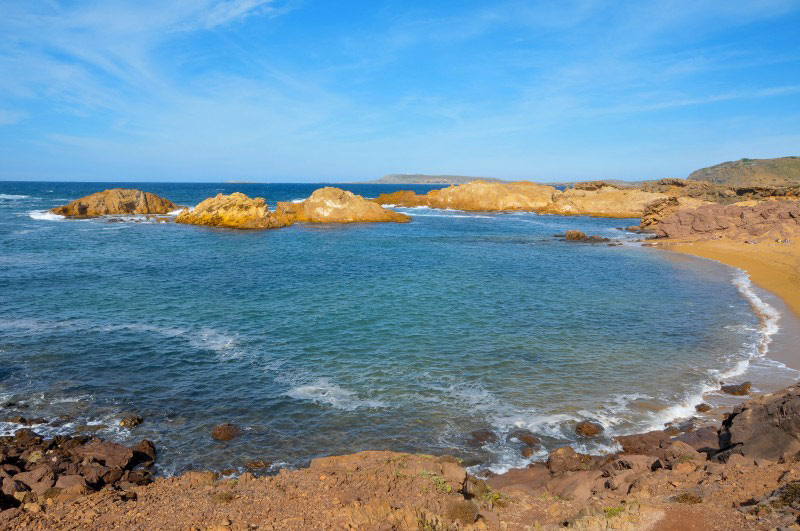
[9,385,800,529]
[655,200,800,241]
[51,189,177,218]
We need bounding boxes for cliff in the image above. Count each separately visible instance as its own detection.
[50,189,177,218]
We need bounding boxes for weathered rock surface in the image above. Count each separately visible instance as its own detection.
[717,383,800,461]
[373,180,557,212]
[655,200,800,241]
[721,382,752,396]
[211,423,241,442]
[640,196,710,231]
[177,188,408,230]
[51,189,177,218]
[175,193,292,229]
[563,230,611,243]
[543,186,667,217]
[275,187,409,224]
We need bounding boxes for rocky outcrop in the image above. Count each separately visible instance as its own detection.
[0,428,154,515]
[542,186,668,218]
[275,187,409,224]
[640,196,710,231]
[717,383,800,462]
[688,156,800,187]
[51,189,177,218]
[654,200,800,241]
[372,180,557,212]
[372,180,670,218]
[177,189,408,230]
[175,192,292,229]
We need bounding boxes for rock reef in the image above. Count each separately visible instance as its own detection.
[176,188,408,230]
[372,180,667,218]
[51,189,177,218]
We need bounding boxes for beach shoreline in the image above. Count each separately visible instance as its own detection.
[656,239,800,371]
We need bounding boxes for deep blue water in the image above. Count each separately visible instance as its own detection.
[0,181,788,474]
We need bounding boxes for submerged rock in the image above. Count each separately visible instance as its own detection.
[211,423,241,442]
[51,189,177,218]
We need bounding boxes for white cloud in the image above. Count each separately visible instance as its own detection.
[0,109,25,126]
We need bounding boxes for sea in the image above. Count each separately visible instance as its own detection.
[0,181,797,476]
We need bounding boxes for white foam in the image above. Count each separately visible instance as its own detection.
[286,379,385,410]
[167,208,185,215]
[28,210,64,221]
[732,270,780,356]
[290,198,306,203]
[0,194,30,200]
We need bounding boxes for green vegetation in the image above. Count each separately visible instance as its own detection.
[418,471,452,493]
[688,156,800,186]
[673,492,702,504]
[771,482,800,508]
[604,506,625,518]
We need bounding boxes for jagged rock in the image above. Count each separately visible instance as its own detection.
[721,382,752,396]
[575,421,604,437]
[640,196,709,231]
[546,470,604,502]
[51,189,177,218]
[175,193,292,229]
[373,180,557,211]
[717,383,800,461]
[275,187,409,224]
[675,426,720,457]
[487,464,550,492]
[177,189,408,230]
[565,230,586,241]
[662,441,704,468]
[131,440,156,467]
[696,403,712,413]
[544,186,668,217]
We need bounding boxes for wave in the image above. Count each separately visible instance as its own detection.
[28,210,64,221]
[167,209,185,215]
[732,270,780,356]
[0,194,30,200]
[286,379,386,410]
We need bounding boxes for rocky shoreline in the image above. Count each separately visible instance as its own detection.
[3,381,800,529]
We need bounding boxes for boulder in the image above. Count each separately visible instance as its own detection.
[717,383,800,461]
[721,382,752,396]
[51,189,177,218]
[695,403,712,413]
[211,423,241,442]
[546,470,604,502]
[675,426,720,457]
[615,430,671,458]
[575,421,604,437]
[131,440,156,467]
[565,230,586,241]
[662,441,705,468]
[276,187,409,224]
[70,441,134,469]
[55,475,86,490]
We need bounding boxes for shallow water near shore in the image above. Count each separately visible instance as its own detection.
[0,181,797,475]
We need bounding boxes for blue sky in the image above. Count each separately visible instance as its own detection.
[1,0,799,182]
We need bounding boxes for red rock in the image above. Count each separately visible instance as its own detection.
[575,421,604,437]
[211,423,241,442]
[71,441,134,469]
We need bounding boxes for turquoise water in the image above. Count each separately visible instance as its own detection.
[0,182,790,474]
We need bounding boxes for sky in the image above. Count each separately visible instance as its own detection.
[0,0,799,183]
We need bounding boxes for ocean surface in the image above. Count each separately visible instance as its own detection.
[0,181,797,475]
